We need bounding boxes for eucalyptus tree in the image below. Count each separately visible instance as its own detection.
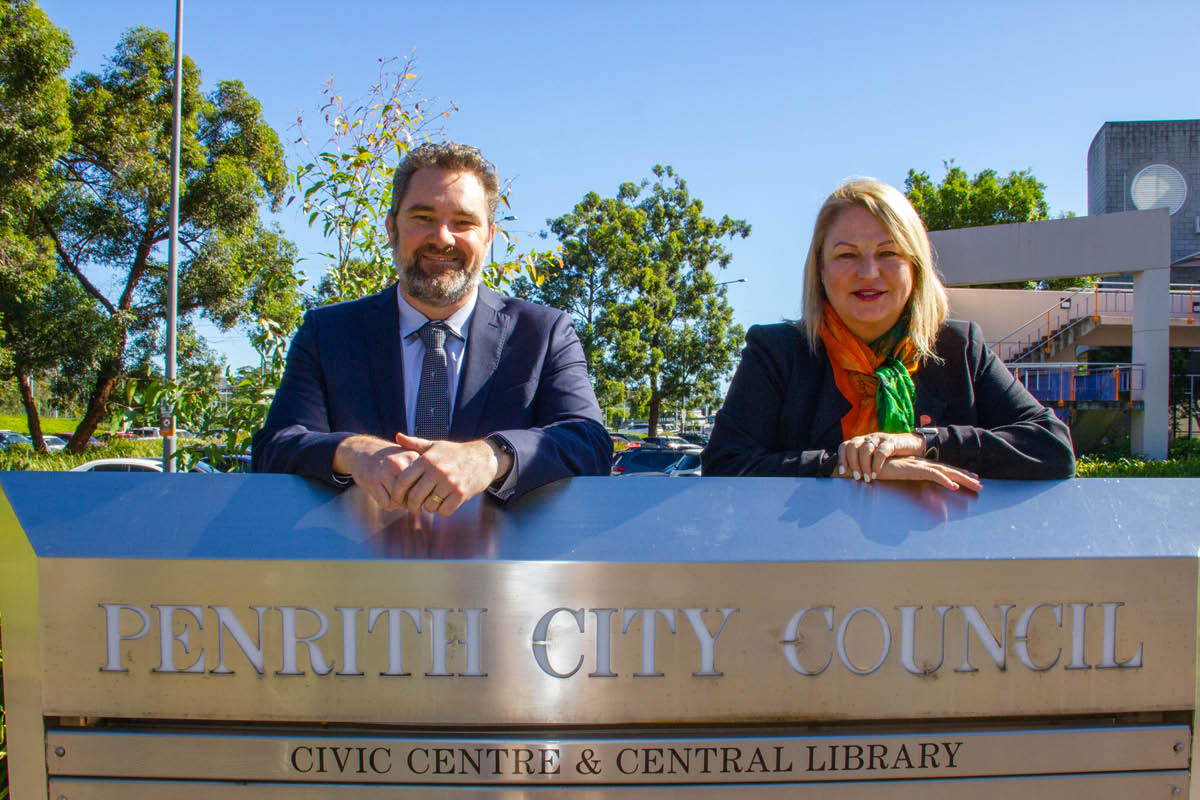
[538,166,749,435]
[45,26,300,451]
[0,0,75,448]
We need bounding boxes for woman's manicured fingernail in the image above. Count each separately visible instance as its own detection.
[839,465,846,475]
[871,471,877,480]
[853,471,861,481]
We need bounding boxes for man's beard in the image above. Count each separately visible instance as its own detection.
[394,244,482,308]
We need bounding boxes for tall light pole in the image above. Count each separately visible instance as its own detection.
[716,277,746,288]
[162,0,184,472]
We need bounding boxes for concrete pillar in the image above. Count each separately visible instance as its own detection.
[1131,267,1170,459]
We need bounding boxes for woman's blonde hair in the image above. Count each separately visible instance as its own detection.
[801,179,948,360]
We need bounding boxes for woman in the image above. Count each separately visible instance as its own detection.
[702,180,1074,489]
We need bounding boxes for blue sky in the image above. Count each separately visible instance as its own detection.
[40,0,1200,368]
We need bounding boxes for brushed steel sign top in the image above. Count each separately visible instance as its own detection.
[2,474,1198,562]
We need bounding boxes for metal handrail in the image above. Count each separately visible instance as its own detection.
[986,281,1200,363]
[994,294,1087,350]
[1007,362,1145,405]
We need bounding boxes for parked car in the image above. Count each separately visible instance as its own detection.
[622,452,703,477]
[0,431,32,450]
[641,435,701,453]
[611,449,689,475]
[70,458,217,473]
[41,434,68,452]
[678,432,709,447]
[128,426,161,439]
[665,452,702,476]
[70,430,103,447]
[608,432,641,452]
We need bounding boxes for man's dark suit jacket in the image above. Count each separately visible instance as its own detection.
[252,285,612,499]
[703,320,1075,479]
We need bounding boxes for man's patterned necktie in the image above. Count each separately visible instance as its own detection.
[414,321,451,439]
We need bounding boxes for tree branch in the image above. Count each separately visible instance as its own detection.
[41,214,117,315]
[118,224,158,311]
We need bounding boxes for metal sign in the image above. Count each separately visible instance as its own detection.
[3,474,1200,799]
[46,727,1190,785]
[34,556,1193,725]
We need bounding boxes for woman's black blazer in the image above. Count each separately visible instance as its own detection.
[702,320,1075,479]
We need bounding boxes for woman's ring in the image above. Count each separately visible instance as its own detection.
[429,493,444,506]
[864,436,876,447]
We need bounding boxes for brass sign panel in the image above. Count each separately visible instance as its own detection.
[36,556,1195,725]
[44,772,1192,799]
[46,727,1191,785]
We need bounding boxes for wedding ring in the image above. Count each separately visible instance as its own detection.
[428,493,444,506]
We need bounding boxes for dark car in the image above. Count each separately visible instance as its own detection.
[679,432,709,446]
[666,452,702,476]
[0,431,32,450]
[611,449,687,475]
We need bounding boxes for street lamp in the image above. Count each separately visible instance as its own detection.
[716,277,747,287]
[162,0,184,473]
[492,215,517,263]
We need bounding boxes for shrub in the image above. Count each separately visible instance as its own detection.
[1076,454,1200,478]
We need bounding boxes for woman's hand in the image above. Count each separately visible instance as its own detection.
[837,433,982,492]
[837,432,923,482]
[872,456,981,492]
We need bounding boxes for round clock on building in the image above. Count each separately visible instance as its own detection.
[1129,163,1188,215]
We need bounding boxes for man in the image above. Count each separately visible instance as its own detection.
[252,142,611,514]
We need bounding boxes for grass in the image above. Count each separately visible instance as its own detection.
[0,415,79,436]
[0,439,164,471]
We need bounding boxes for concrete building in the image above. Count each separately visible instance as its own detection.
[921,121,1200,459]
[931,211,1174,459]
[1088,120,1200,283]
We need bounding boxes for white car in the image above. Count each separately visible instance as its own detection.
[70,458,216,473]
[42,435,68,452]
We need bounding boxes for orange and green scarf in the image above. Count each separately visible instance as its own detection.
[818,301,919,440]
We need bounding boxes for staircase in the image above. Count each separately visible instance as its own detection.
[1006,315,1100,363]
